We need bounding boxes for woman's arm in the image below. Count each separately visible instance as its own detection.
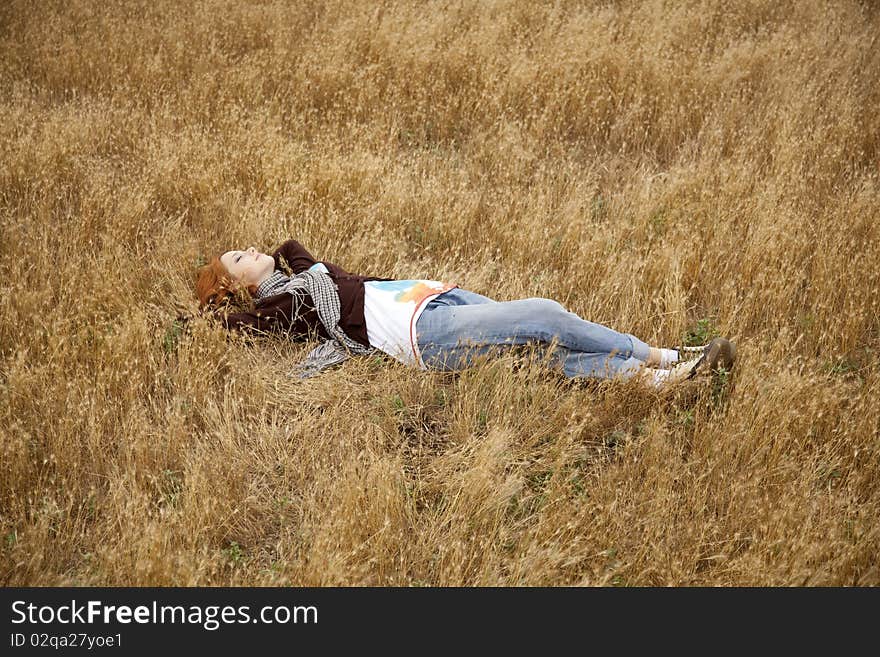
[217,304,285,336]
[272,238,355,277]
[214,286,324,337]
[272,239,318,274]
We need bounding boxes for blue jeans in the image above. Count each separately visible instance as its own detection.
[415,288,652,380]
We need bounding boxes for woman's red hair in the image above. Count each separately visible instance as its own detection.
[195,255,258,311]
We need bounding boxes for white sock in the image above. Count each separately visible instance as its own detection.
[658,348,680,368]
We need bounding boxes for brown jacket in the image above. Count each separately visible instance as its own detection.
[219,239,394,347]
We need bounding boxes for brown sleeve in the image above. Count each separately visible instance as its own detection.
[271,239,318,274]
[271,238,358,277]
[216,304,285,336]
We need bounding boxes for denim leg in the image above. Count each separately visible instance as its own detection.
[544,345,650,380]
[424,287,498,308]
[415,293,652,380]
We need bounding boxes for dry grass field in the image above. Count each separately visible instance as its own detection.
[1,0,878,586]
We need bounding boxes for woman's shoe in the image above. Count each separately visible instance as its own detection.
[686,338,736,380]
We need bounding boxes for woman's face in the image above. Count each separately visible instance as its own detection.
[220,246,275,288]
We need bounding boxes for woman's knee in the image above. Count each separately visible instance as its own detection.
[508,298,568,342]
[529,298,569,325]
[525,297,567,313]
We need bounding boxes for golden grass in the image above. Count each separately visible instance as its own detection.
[1,0,878,585]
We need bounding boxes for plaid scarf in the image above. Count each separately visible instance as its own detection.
[255,269,377,378]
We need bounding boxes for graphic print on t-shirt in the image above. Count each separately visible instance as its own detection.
[368,280,449,303]
[363,279,458,368]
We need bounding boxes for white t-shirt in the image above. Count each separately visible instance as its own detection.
[363,279,458,368]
